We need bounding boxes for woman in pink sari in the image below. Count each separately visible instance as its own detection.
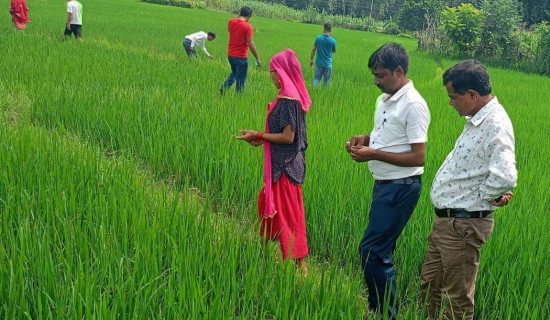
[236,49,311,274]
[10,0,31,30]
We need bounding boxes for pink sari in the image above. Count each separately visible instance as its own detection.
[259,49,311,219]
[10,0,31,30]
[257,49,311,259]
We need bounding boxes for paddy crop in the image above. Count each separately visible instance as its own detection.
[1,0,549,318]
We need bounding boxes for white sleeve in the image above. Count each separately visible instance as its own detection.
[479,123,517,200]
[406,103,430,144]
[200,40,210,57]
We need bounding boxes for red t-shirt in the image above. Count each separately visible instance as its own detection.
[227,18,253,58]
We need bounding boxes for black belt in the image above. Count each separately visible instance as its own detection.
[376,175,421,185]
[435,208,493,218]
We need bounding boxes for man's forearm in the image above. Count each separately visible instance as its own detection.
[310,48,316,61]
[370,149,425,167]
[249,43,260,61]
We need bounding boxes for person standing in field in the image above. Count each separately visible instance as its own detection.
[421,59,517,320]
[345,43,430,318]
[309,23,336,87]
[236,49,311,274]
[63,0,83,41]
[220,6,261,94]
[10,0,31,30]
[183,31,216,60]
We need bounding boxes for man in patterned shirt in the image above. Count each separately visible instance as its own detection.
[421,59,517,320]
[345,43,430,318]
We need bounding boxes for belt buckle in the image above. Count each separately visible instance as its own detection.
[446,208,452,218]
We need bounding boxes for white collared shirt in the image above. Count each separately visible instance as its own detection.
[185,31,211,57]
[368,81,431,179]
[430,97,517,211]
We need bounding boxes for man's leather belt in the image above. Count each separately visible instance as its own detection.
[435,208,493,218]
[376,175,421,185]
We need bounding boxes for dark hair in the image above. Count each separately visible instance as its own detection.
[442,59,492,96]
[239,6,252,17]
[367,43,409,74]
[207,31,216,39]
[324,23,332,31]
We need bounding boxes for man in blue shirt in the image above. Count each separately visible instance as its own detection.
[310,23,337,87]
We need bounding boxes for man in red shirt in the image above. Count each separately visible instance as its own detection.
[220,7,262,94]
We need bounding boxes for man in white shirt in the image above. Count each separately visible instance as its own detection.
[183,31,216,60]
[63,0,83,41]
[345,43,430,318]
[421,59,517,320]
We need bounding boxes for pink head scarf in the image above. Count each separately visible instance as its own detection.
[260,49,311,218]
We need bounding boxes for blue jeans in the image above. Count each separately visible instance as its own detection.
[313,66,332,87]
[183,38,197,59]
[221,56,249,93]
[358,180,421,318]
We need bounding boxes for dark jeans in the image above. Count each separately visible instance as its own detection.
[313,65,332,87]
[358,180,421,318]
[183,38,197,59]
[221,56,248,93]
[64,24,82,39]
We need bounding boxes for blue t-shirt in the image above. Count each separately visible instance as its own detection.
[314,34,336,67]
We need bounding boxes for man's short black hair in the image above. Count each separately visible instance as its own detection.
[443,59,492,96]
[367,43,409,74]
[239,6,252,17]
[207,31,216,39]
[324,23,332,31]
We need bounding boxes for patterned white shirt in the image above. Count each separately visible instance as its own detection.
[431,97,517,211]
[368,81,431,180]
[185,31,211,57]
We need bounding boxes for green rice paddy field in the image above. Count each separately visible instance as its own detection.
[1,0,549,318]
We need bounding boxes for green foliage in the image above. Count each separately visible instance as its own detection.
[534,21,550,75]
[142,0,205,9]
[302,5,321,23]
[2,0,550,318]
[477,0,520,61]
[384,18,401,35]
[440,3,483,56]
[144,0,304,20]
[143,0,384,32]
[397,0,444,31]
[521,0,550,26]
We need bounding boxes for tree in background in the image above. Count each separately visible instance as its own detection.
[534,22,550,74]
[397,0,444,31]
[478,0,521,61]
[521,0,550,26]
[440,3,483,56]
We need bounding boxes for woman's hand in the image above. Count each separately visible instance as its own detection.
[236,130,263,147]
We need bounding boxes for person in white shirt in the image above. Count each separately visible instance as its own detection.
[421,59,517,320]
[63,0,83,41]
[345,43,430,319]
[183,31,215,60]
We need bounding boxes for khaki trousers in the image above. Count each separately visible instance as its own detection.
[420,216,494,320]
